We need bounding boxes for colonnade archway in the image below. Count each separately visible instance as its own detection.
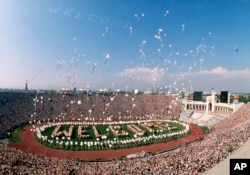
[186,104,206,111]
[214,105,231,113]
[185,102,232,114]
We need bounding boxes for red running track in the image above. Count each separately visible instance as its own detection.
[9,124,203,160]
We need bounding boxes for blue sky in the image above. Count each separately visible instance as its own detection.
[0,0,250,93]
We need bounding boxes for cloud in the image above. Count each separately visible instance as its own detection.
[117,66,250,92]
[182,66,250,92]
[117,67,166,83]
[185,66,250,79]
[118,66,250,84]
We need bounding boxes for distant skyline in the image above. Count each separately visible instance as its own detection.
[0,0,250,93]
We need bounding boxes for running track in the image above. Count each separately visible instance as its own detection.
[9,124,203,160]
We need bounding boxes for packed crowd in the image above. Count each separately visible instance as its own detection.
[0,91,180,138]
[0,92,35,138]
[0,91,249,174]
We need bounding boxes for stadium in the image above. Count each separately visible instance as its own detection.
[1,1,250,174]
[0,88,249,174]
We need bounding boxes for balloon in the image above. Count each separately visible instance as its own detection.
[129,26,133,36]
[92,63,97,74]
[164,10,169,17]
[181,24,185,32]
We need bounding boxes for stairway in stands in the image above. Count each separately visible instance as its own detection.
[178,110,193,123]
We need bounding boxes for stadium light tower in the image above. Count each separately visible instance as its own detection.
[25,80,28,91]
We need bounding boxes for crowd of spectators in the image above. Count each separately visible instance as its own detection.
[0,91,180,137]
[0,92,35,138]
[0,91,249,174]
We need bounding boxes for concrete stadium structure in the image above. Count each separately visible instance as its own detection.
[179,89,243,127]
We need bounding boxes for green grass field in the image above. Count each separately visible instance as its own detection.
[199,125,211,134]
[9,125,27,142]
[35,121,191,151]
